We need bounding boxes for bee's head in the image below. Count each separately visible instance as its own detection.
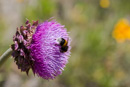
[57,38,66,46]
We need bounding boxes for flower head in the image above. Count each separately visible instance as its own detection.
[112,18,130,43]
[30,20,71,79]
[100,0,110,8]
[11,19,71,79]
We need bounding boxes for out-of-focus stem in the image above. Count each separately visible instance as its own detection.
[0,48,12,67]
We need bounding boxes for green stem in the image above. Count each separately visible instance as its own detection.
[0,48,12,67]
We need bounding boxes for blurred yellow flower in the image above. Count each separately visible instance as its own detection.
[112,19,130,43]
[100,0,110,8]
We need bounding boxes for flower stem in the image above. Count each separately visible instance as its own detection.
[0,48,12,67]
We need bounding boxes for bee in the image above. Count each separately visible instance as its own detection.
[57,38,69,53]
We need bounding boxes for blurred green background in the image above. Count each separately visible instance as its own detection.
[0,0,130,87]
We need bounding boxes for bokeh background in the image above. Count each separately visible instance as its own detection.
[0,0,130,87]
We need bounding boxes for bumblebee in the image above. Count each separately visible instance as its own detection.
[57,38,69,53]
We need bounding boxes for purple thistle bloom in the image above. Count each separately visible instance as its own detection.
[11,19,71,80]
[30,20,71,79]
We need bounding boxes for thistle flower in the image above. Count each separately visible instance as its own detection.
[11,19,71,79]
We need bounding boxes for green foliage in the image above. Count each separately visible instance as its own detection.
[23,0,56,20]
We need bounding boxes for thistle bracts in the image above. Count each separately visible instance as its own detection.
[11,20,38,74]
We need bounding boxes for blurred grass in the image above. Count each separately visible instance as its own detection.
[1,0,130,87]
[22,0,56,20]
